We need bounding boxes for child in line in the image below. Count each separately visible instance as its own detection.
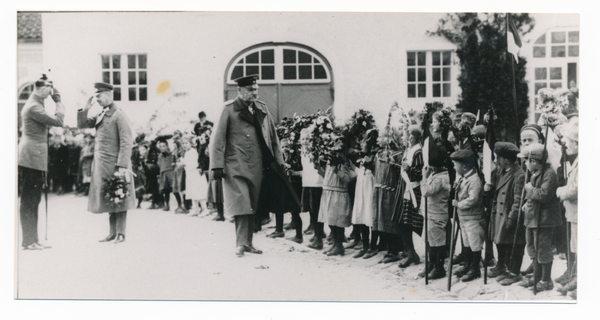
[418,150,450,279]
[518,143,561,292]
[450,149,485,282]
[157,140,178,212]
[181,135,208,216]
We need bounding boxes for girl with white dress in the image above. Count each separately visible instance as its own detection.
[181,135,208,216]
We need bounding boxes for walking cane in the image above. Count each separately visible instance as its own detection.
[424,194,429,285]
[44,172,48,240]
[510,166,529,277]
[484,205,491,285]
[447,186,460,291]
[533,125,550,295]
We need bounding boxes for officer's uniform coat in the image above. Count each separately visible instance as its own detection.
[490,164,526,244]
[210,97,285,217]
[78,103,135,213]
[18,93,65,171]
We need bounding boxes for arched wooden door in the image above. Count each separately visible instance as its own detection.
[224,43,334,122]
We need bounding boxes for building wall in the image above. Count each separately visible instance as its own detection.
[42,12,457,130]
[41,12,579,132]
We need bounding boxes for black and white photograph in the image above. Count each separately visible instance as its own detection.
[6,1,597,319]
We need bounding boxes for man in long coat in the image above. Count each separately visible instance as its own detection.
[210,75,298,257]
[77,82,135,244]
[18,74,64,250]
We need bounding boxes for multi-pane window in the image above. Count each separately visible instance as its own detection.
[282,49,328,80]
[407,51,453,99]
[533,30,579,59]
[101,54,147,101]
[534,67,563,94]
[432,51,452,97]
[407,51,427,98]
[228,46,329,83]
[231,49,275,81]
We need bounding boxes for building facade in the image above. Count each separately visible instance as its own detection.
[22,12,578,134]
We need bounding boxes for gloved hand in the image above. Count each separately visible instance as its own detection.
[51,88,61,102]
[505,218,517,233]
[212,168,224,180]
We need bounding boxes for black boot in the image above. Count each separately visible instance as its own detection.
[327,227,345,256]
[353,227,370,258]
[462,250,482,282]
[418,249,435,278]
[454,247,472,277]
[535,261,554,291]
[453,245,468,265]
[428,247,447,280]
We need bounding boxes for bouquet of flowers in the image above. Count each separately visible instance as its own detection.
[377,102,405,164]
[307,107,349,167]
[277,113,318,172]
[345,109,377,165]
[536,88,570,128]
[101,171,131,207]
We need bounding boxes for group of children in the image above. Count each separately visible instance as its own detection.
[262,105,578,299]
[130,112,225,221]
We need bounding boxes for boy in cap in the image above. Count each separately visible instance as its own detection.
[418,148,451,279]
[517,143,561,291]
[488,142,526,286]
[555,122,578,297]
[450,149,485,282]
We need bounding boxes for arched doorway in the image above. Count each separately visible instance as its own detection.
[224,42,334,121]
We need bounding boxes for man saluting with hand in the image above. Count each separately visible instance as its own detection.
[78,82,135,244]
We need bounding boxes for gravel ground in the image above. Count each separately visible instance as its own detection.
[15,193,575,303]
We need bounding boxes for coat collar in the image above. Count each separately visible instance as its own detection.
[32,92,45,104]
[104,103,117,117]
[567,156,578,176]
[495,164,521,191]
[233,97,266,126]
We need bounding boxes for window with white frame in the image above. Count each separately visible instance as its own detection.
[534,67,563,94]
[407,51,427,98]
[228,46,330,83]
[432,51,452,97]
[407,51,453,99]
[101,54,147,101]
[533,30,579,59]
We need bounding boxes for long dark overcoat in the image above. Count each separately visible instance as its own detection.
[78,103,135,213]
[210,97,298,216]
[490,164,526,245]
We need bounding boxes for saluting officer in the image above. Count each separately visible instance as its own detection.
[77,82,135,244]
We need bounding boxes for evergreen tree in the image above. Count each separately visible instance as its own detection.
[429,13,534,143]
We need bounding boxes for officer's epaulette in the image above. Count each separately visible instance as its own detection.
[254,99,266,106]
[224,99,236,106]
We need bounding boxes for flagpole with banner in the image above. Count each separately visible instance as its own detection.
[507,13,522,129]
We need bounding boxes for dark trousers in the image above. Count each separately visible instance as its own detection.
[235,214,255,247]
[109,211,127,236]
[498,242,526,274]
[19,166,43,247]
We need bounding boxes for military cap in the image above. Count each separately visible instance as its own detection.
[35,74,52,87]
[461,112,477,128]
[471,125,486,139]
[494,142,520,161]
[518,143,547,161]
[94,82,114,93]
[234,75,259,87]
[561,122,578,142]
[450,149,476,164]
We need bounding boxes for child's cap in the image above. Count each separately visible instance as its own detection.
[471,125,486,139]
[450,149,476,164]
[494,142,520,161]
[517,143,546,161]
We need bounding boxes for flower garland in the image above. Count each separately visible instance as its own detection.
[377,102,405,164]
[101,172,131,207]
[345,109,377,166]
[277,113,318,171]
[306,107,349,167]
